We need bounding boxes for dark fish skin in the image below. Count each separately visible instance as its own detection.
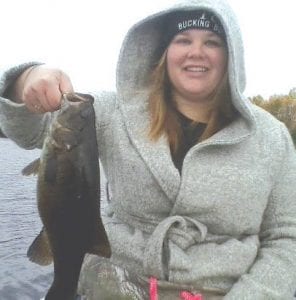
[24,93,111,300]
[0,128,6,138]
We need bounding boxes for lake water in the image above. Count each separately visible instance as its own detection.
[0,138,53,300]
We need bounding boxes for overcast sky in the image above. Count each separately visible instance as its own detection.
[1,0,295,98]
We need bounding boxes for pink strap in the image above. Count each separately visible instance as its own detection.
[180,291,203,300]
[149,277,203,300]
[149,277,158,300]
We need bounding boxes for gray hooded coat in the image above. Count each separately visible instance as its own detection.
[1,0,296,299]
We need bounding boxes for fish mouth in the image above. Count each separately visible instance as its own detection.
[61,93,94,119]
[63,93,94,104]
[63,93,86,103]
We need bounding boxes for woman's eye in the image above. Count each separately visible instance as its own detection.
[205,39,223,47]
[174,37,191,45]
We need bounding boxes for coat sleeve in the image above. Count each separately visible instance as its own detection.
[224,124,296,300]
[0,62,52,149]
[0,63,117,149]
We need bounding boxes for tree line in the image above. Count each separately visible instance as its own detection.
[250,88,296,146]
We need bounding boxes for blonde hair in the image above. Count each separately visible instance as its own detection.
[148,50,237,154]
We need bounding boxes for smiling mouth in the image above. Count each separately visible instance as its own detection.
[185,66,209,72]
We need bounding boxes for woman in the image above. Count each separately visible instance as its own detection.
[1,0,296,299]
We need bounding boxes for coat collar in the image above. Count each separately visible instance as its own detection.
[118,91,256,202]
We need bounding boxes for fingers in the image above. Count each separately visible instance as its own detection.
[22,66,74,114]
[59,71,74,95]
[23,82,57,113]
[44,70,74,111]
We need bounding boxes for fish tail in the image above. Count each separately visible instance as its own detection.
[45,252,85,300]
[27,228,53,265]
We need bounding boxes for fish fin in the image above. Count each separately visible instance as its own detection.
[88,243,111,258]
[88,225,111,258]
[22,158,40,176]
[27,228,53,266]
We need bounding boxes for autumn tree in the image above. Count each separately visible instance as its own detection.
[250,89,296,146]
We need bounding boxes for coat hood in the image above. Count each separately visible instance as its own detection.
[116,0,255,125]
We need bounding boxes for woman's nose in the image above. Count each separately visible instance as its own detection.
[187,42,205,59]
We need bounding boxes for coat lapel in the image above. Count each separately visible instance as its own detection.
[119,92,181,202]
[118,91,255,203]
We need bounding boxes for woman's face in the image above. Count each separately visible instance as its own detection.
[166,29,227,103]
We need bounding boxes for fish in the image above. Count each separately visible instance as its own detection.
[22,93,111,300]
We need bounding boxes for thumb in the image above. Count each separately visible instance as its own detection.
[59,72,74,94]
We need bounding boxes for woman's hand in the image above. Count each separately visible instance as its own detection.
[13,65,74,113]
